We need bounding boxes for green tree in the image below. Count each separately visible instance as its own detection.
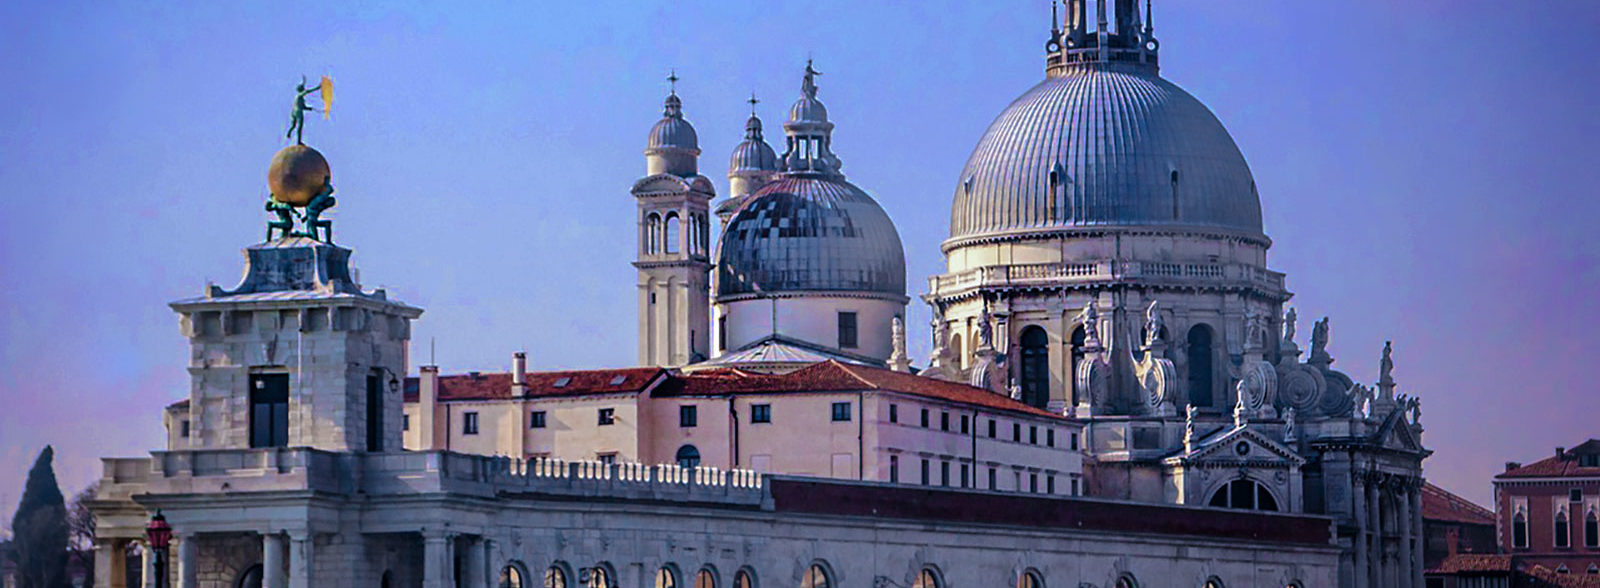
[10,446,69,588]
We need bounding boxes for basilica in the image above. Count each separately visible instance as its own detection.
[88,3,1427,588]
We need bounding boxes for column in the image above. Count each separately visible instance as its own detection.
[1352,472,1367,588]
[142,542,156,588]
[263,532,286,588]
[463,537,485,588]
[94,539,116,588]
[177,533,198,588]
[1398,484,1412,586]
[288,532,314,588]
[423,531,452,588]
[1367,477,1381,588]
[1412,483,1425,588]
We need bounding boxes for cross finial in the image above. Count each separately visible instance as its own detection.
[748,93,760,115]
[667,70,679,95]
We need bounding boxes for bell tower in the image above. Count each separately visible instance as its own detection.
[633,74,713,367]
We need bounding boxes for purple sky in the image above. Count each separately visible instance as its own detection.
[1,1,1596,517]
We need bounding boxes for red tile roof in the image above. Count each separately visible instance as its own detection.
[403,367,665,402]
[1497,439,1600,479]
[1422,481,1494,526]
[660,360,1062,419]
[1428,553,1512,574]
[1525,565,1600,587]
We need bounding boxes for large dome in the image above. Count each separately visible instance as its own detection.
[947,63,1262,244]
[717,175,905,298]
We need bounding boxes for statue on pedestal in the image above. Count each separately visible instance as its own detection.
[264,75,340,244]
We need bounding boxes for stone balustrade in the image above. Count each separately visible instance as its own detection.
[101,449,767,506]
[928,260,1286,295]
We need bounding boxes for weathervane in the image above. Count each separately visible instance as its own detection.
[265,74,339,243]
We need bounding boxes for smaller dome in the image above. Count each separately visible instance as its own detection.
[788,96,828,125]
[730,115,778,174]
[647,94,699,151]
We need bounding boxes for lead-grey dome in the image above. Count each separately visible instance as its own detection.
[647,94,699,151]
[717,175,905,298]
[729,115,778,174]
[948,63,1262,243]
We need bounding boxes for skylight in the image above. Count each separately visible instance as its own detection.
[609,375,627,386]
[553,377,571,388]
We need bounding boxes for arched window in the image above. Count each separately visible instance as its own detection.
[1513,512,1529,548]
[1585,510,1598,548]
[1114,574,1137,588]
[911,568,940,588]
[1555,512,1571,548]
[801,563,831,588]
[1203,578,1225,588]
[733,567,756,588]
[589,564,614,588]
[646,213,662,255]
[699,214,711,253]
[656,565,679,588]
[1187,325,1214,408]
[1020,326,1051,409]
[501,564,527,588]
[1017,569,1043,588]
[950,333,964,370]
[546,565,570,588]
[675,445,701,469]
[1207,479,1280,512]
[664,213,681,254]
[695,568,717,588]
[1069,325,1086,406]
[235,564,263,588]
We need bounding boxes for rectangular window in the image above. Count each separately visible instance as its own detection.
[889,455,899,483]
[940,411,950,431]
[751,403,772,424]
[960,464,970,488]
[1071,432,1080,451]
[889,404,898,424]
[921,459,930,485]
[988,419,997,438]
[1571,489,1584,502]
[597,408,615,426]
[597,453,617,465]
[248,373,290,448]
[1047,475,1056,494]
[530,411,547,428]
[1030,473,1039,493]
[1013,423,1022,442]
[1047,428,1055,447]
[366,372,384,452]
[180,420,190,438]
[1071,477,1080,496]
[462,412,480,435]
[918,408,928,428]
[402,414,410,431]
[680,405,698,427]
[718,316,727,352]
[960,415,970,434]
[837,312,858,349]
[831,402,852,422]
[988,467,997,490]
[941,461,951,487]
[1029,425,1038,445]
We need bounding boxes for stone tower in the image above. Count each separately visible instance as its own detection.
[634,81,713,367]
[170,236,422,453]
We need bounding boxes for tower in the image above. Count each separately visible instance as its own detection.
[173,144,422,454]
[634,76,713,367]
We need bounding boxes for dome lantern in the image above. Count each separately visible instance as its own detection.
[1047,0,1159,78]
[780,61,843,176]
[645,71,700,177]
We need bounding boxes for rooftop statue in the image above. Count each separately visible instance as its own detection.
[1310,317,1330,357]
[264,75,339,243]
[801,59,821,99]
[1075,299,1100,346]
[1143,300,1164,346]
[1283,307,1297,343]
[286,75,332,145]
[1380,340,1395,383]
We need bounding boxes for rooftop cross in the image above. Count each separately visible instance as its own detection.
[748,93,759,115]
[667,70,679,95]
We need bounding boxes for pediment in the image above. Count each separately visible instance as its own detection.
[1373,409,1423,453]
[630,174,691,195]
[1168,424,1306,467]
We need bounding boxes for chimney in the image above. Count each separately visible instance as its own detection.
[419,366,441,451]
[1505,461,1521,472]
[512,352,529,397]
[1557,447,1567,460]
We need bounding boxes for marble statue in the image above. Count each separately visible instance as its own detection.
[977,305,994,349]
[1144,300,1163,346]
[1283,307,1297,343]
[1284,407,1297,442]
[1075,299,1100,346]
[1184,405,1197,450]
[1311,317,1330,357]
[1380,340,1394,383]
[1233,381,1249,428]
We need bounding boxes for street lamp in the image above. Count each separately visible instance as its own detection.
[145,510,172,588]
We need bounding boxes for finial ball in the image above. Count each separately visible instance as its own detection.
[267,144,331,207]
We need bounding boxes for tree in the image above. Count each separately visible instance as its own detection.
[10,446,69,588]
[67,484,99,587]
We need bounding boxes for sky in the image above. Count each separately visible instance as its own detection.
[1,0,1596,517]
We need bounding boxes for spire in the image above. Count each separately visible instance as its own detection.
[1144,0,1154,34]
[662,70,683,118]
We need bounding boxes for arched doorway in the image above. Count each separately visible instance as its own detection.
[1187,325,1214,408]
[235,564,263,588]
[675,445,701,469]
[1019,326,1050,409]
[1069,325,1086,406]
